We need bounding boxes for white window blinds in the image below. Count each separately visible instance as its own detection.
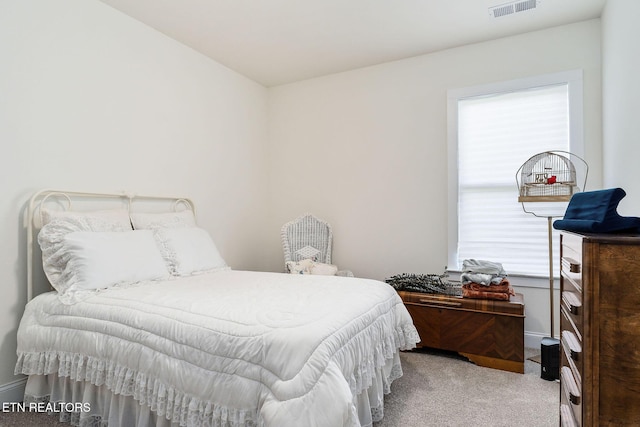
[455,84,571,277]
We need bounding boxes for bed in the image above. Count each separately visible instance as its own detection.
[15,190,419,427]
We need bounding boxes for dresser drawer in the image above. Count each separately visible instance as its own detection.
[561,326,583,382]
[561,403,579,427]
[560,257,582,294]
[562,232,583,260]
[561,234,583,292]
[561,290,583,340]
[561,366,582,426]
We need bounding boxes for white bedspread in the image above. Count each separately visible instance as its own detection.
[15,270,419,427]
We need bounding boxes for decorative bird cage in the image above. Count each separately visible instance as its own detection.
[516,151,584,202]
[515,150,588,342]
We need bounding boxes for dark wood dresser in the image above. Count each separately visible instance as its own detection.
[398,291,525,373]
[560,231,640,427]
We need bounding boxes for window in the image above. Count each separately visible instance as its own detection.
[447,71,584,278]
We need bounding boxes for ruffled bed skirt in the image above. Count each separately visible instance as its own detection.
[22,351,403,427]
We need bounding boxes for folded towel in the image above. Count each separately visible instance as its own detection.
[461,259,507,286]
[464,279,515,295]
[461,286,511,301]
[462,259,507,276]
[461,273,506,286]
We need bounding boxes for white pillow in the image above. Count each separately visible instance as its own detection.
[41,209,132,231]
[286,259,338,276]
[154,227,227,276]
[39,215,133,296]
[130,211,196,230]
[62,230,168,290]
[310,262,338,276]
[38,221,169,303]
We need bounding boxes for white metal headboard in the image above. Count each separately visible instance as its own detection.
[25,189,195,302]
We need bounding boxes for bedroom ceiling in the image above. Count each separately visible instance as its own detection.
[98,0,607,87]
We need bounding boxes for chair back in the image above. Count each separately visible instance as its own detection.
[281,214,333,265]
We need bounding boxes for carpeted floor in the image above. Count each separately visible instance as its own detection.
[374,347,558,427]
[0,348,558,427]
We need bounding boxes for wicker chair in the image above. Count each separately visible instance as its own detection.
[281,214,354,277]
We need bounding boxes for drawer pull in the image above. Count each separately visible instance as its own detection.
[562,292,582,315]
[562,257,581,273]
[417,298,462,307]
[562,331,582,361]
[560,403,577,427]
[561,366,581,405]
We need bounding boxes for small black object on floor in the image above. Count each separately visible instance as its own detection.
[540,337,560,381]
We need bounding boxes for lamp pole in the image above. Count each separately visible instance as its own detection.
[547,216,554,339]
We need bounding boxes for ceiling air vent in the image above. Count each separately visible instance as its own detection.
[489,0,539,18]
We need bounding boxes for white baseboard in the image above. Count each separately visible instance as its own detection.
[0,377,27,404]
[524,331,548,350]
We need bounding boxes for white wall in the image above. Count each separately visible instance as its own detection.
[602,0,640,213]
[0,0,269,389]
[3,0,627,399]
[267,20,603,338]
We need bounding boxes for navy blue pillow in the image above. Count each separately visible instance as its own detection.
[553,188,640,233]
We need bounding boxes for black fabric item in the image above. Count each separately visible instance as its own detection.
[553,188,640,233]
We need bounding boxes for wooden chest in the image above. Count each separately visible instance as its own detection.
[560,232,640,427]
[398,291,525,373]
